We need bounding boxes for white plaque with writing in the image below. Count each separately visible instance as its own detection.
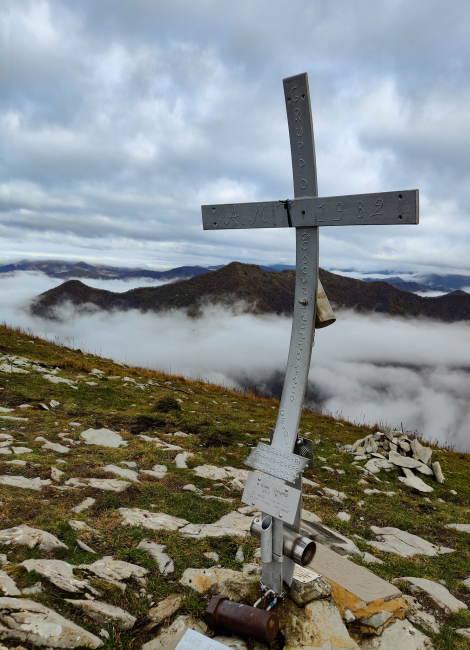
[293,564,321,583]
[244,442,309,482]
[175,629,230,650]
[241,471,301,525]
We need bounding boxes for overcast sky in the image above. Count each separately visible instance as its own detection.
[2,0,470,273]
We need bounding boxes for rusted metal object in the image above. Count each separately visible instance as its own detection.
[251,516,316,566]
[205,596,279,643]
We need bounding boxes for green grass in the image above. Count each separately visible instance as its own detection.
[0,323,469,649]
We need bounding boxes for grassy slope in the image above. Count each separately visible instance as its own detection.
[0,323,469,649]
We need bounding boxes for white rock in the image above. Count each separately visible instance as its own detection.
[0,475,52,491]
[21,559,93,593]
[68,520,97,533]
[402,595,440,634]
[140,465,168,479]
[337,512,351,522]
[0,415,28,421]
[0,408,14,413]
[235,546,245,562]
[398,475,433,493]
[43,442,70,454]
[395,577,467,613]
[364,460,381,474]
[0,525,67,551]
[0,570,21,596]
[368,526,451,557]
[445,524,470,533]
[138,540,174,575]
[361,552,384,564]
[79,557,147,589]
[193,465,229,480]
[119,508,189,531]
[66,599,136,630]
[283,598,358,649]
[103,464,139,482]
[359,617,432,650]
[0,449,11,455]
[51,467,65,482]
[11,446,33,454]
[50,400,60,407]
[77,540,97,554]
[432,461,444,483]
[410,439,432,466]
[457,629,470,640]
[203,551,220,563]
[72,498,96,513]
[4,459,26,465]
[175,452,193,469]
[388,451,424,469]
[179,511,254,539]
[80,428,127,448]
[85,478,131,492]
[0,555,8,565]
[301,510,322,524]
[142,614,207,650]
[0,597,103,647]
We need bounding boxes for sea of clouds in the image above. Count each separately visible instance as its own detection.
[2,272,470,451]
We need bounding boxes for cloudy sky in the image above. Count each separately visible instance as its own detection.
[2,0,470,273]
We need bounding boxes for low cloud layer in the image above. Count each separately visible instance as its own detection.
[2,272,469,451]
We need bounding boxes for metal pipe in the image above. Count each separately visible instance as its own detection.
[251,517,316,567]
[205,596,279,644]
[260,515,273,563]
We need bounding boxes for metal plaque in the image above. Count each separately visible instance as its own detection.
[242,471,301,525]
[176,629,230,650]
[201,190,419,230]
[245,442,309,482]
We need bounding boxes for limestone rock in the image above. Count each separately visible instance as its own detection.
[0,475,50,491]
[79,557,147,589]
[357,611,393,634]
[68,520,96,533]
[66,599,136,630]
[0,596,103,648]
[175,452,193,468]
[445,523,470,533]
[42,442,70,454]
[204,551,220,563]
[144,594,182,632]
[394,577,467,613]
[180,567,259,603]
[51,467,65,482]
[358,618,433,649]
[72,497,96,514]
[140,465,167,479]
[457,629,470,640]
[119,508,189,531]
[193,465,229,480]
[282,598,359,649]
[369,526,452,557]
[398,475,433,493]
[289,567,331,607]
[301,510,322,524]
[142,614,207,650]
[80,428,127,448]
[410,440,432,467]
[137,540,174,575]
[0,525,67,551]
[77,540,97,554]
[432,461,444,483]
[388,452,424,469]
[179,510,253,539]
[402,595,440,634]
[11,446,33,454]
[0,570,21,596]
[103,464,139,482]
[21,559,93,594]
[85,478,131,492]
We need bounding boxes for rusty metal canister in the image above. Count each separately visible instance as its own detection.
[205,596,279,643]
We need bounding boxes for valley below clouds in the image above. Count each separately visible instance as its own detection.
[2,272,470,452]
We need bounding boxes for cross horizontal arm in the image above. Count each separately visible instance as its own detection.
[202,189,418,230]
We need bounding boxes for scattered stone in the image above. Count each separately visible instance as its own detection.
[368,526,452,557]
[43,374,78,388]
[77,540,97,554]
[50,400,60,407]
[0,525,67,551]
[119,509,189,531]
[84,478,131,492]
[72,497,96,514]
[179,510,254,539]
[103,464,139,482]
[80,428,127,448]
[204,552,220,563]
[180,567,259,603]
[66,599,136,630]
[410,439,432,466]
[0,570,21,596]
[22,581,43,594]
[0,555,8,566]
[235,546,245,562]
[51,467,65,482]
[182,483,202,494]
[42,442,70,454]
[337,512,351,522]
[140,465,167,479]
[142,614,207,650]
[359,618,432,650]
[402,595,440,634]
[144,594,182,632]
[11,447,32,454]
[21,559,94,594]
[445,524,470,533]
[4,459,27,465]
[120,461,137,467]
[138,540,174,575]
[398,474,433,493]
[175,452,193,469]
[301,510,322,524]
[393,577,467,613]
[457,629,470,640]
[0,597,103,647]
[193,465,228,480]
[68,520,97,533]
[79,557,147,590]
[432,461,444,483]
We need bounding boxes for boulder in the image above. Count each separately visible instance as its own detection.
[358,618,433,649]
[65,600,136,630]
[72,497,96,513]
[0,525,67,551]
[0,597,103,648]
[393,577,467,613]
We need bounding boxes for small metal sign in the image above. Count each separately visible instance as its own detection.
[245,442,309,482]
[175,629,229,650]
[293,564,321,583]
[242,471,301,525]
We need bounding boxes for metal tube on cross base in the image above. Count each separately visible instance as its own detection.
[200,72,419,602]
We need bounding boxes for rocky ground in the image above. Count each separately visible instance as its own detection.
[0,323,469,649]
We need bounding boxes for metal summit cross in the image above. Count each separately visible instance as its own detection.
[200,73,419,599]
